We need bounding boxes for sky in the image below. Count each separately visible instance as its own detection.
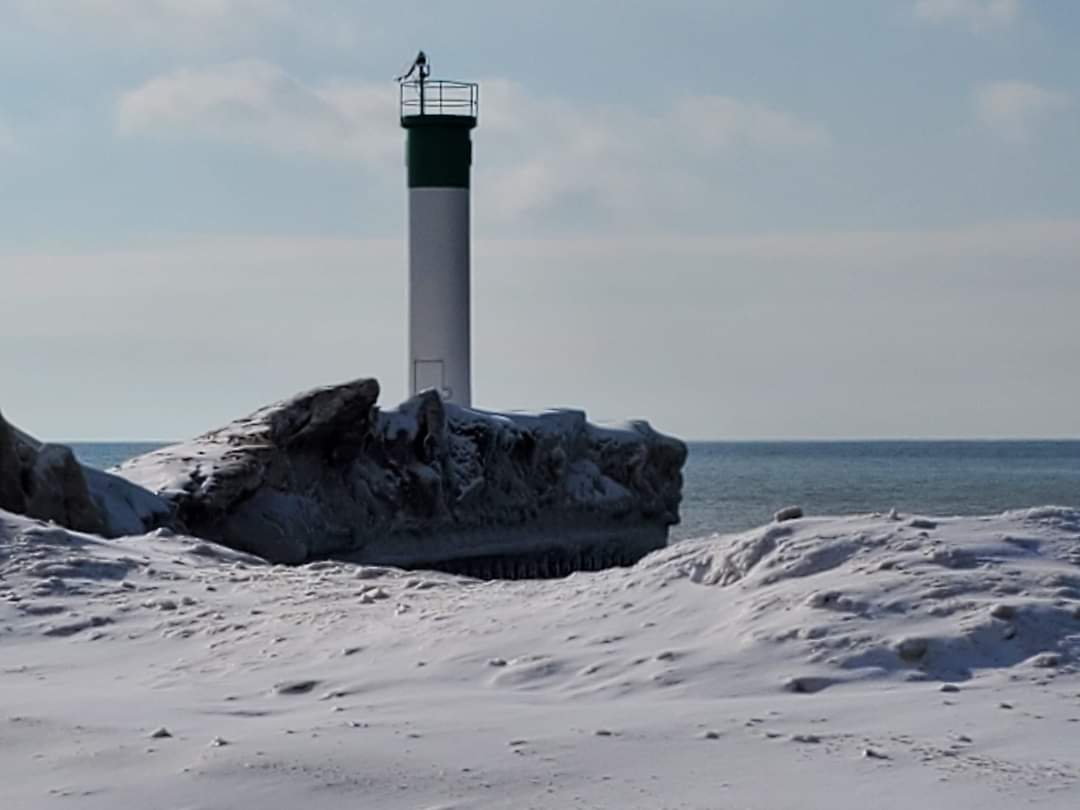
[1,0,1078,441]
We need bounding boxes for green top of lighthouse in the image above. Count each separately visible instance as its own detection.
[398,52,477,188]
[397,51,478,130]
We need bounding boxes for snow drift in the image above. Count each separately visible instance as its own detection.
[650,507,1080,684]
[2,507,1079,808]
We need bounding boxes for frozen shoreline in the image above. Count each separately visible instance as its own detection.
[3,506,1079,807]
[4,378,687,571]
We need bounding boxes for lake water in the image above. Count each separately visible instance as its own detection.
[673,441,1080,540]
[71,441,1080,540]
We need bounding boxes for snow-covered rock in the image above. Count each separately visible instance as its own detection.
[114,379,688,569]
[0,408,169,537]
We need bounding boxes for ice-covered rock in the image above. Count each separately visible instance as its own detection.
[114,378,688,570]
[0,408,169,536]
[0,409,28,514]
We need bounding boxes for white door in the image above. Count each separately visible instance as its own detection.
[414,359,448,399]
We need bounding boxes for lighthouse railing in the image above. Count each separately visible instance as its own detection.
[400,80,478,119]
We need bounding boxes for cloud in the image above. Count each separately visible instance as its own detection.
[974,80,1070,141]
[116,61,398,165]
[473,80,828,222]
[913,0,1020,30]
[13,0,361,49]
[672,96,829,150]
[0,120,15,154]
[116,64,828,223]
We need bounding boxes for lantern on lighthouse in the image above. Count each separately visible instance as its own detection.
[398,52,479,407]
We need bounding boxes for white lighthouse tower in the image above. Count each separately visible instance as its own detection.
[398,53,479,407]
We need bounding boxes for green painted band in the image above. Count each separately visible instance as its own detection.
[403,118,475,189]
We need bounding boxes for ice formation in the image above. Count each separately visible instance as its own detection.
[0,408,169,537]
[113,379,688,573]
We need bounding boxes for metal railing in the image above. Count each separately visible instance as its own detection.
[400,79,478,119]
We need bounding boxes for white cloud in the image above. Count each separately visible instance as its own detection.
[914,0,1020,30]
[672,96,829,151]
[974,80,1070,142]
[116,66,829,222]
[475,79,828,221]
[116,61,399,165]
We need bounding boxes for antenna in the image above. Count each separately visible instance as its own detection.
[395,50,429,83]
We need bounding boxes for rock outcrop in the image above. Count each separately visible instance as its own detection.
[0,410,27,515]
[0,409,170,537]
[115,379,688,574]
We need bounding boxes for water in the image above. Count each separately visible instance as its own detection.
[71,440,1080,540]
[71,443,167,471]
[675,441,1080,540]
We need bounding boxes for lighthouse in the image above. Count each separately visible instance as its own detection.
[398,53,479,407]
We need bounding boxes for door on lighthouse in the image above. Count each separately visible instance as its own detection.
[414,360,448,400]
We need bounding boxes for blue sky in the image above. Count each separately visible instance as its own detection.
[1,0,1078,440]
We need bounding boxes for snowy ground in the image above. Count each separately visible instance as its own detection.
[2,507,1080,809]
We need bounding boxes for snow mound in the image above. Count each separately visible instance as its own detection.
[3,506,1077,694]
[652,510,1080,682]
[3,506,1080,806]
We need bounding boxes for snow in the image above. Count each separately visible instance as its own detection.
[119,399,617,503]
[2,506,1079,808]
[4,417,170,536]
[82,466,172,536]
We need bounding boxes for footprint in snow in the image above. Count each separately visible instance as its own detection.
[783,676,837,694]
[273,679,321,696]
